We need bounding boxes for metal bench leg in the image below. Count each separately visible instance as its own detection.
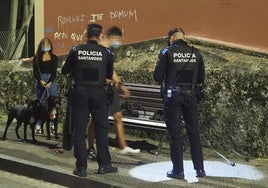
[155,134,167,155]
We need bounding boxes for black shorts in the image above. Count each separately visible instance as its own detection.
[110,87,121,115]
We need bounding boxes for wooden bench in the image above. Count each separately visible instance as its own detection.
[108,83,167,155]
[111,84,250,163]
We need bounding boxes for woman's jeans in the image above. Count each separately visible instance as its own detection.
[35,73,57,130]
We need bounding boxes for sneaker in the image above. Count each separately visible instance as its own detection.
[98,164,118,174]
[35,125,42,134]
[87,147,97,160]
[50,123,55,134]
[73,168,87,177]
[120,146,140,155]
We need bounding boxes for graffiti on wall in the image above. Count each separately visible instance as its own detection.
[45,9,138,54]
[44,0,268,55]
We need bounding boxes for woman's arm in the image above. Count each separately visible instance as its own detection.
[21,56,34,62]
[33,56,41,81]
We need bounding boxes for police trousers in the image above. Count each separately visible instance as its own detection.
[71,85,111,169]
[164,92,204,173]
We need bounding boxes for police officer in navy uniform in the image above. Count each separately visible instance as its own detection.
[153,28,206,179]
[62,23,118,177]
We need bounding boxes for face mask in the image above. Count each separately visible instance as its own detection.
[42,45,51,52]
[111,41,121,49]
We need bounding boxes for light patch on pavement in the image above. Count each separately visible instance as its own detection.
[129,160,264,183]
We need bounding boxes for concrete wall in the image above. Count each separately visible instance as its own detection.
[41,0,268,55]
[34,0,44,52]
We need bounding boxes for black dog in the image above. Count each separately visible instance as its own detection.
[39,96,61,140]
[2,99,41,142]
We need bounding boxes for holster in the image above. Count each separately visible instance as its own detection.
[160,82,165,98]
[104,83,114,105]
[195,85,204,102]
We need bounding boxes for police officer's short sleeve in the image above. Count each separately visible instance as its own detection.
[105,48,113,79]
[62,47,76,75]
[153,48,168,82]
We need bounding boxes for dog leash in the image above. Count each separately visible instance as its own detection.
[40,88,49,102]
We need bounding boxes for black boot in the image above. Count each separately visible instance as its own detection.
[73,167,87,177]
[166,170,184,179]
[98,164,118,174]
[196,169,206,177]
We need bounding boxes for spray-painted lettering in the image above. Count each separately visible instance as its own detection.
[89,13,104,22]
[54,32,68,40]
[44,25,54,34]
[71,33,84,41]
[57,15,86,27]
[110,9,137,21]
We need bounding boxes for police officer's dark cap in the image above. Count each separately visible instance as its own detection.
[168,28,185,38]
[87,23,102,38]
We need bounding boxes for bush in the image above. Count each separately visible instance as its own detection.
[1,38,267,157]
[114,38,268,157]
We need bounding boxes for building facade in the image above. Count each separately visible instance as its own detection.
[33,0,268,55]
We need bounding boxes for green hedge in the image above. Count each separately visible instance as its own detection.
[199,65,268,157]
[0,38,267,157]
[116,64,268,157]
[114,38,268,157]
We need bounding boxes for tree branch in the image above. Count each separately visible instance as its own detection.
[22,0,34,29]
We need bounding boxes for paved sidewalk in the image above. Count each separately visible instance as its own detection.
[0,119,267,188]
[0,169,67,188]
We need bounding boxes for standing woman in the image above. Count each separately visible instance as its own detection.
[33,38,58,101]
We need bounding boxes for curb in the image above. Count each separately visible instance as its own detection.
[0,153,123,188]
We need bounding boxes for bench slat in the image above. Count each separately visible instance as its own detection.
[108,116,166,131]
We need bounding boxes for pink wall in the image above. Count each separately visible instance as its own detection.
[44,0,268,55]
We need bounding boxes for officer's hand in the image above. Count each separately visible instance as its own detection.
[196,85,205,102]
[121,85,131,99]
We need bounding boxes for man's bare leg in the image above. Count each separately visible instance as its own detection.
[86,118,97,160]
[113,111,127,149]
[113,111,140,154]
